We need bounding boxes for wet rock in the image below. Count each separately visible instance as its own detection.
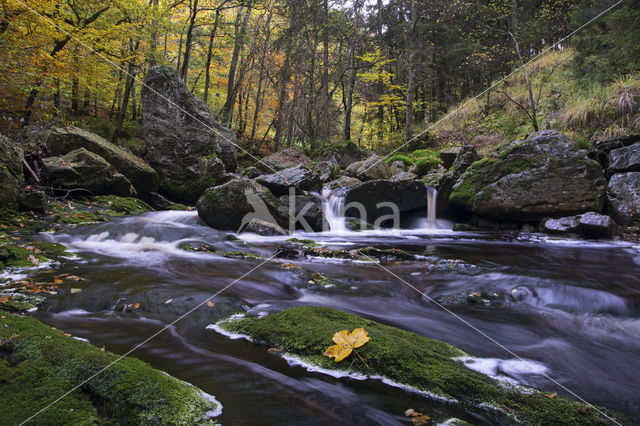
[311,161,337,183]
[196,178,286,231]
[321,141,367,169]
[255,165,320,196]
[509,286,535,302]
[240,218,287,236]
[542,212,617,239]
[142,65,237,202]
[450,131,606,221]
[439,147,462,169]
[260,148,311,171]
[437,145,480,217]
[343,179,427,225]
[277,244,415,261]
[607,172,640,225]
[325,176,361,190]
[43,148,136,197]
[390,171,418,181]
[17,191,47,213]
[345,217,374,231]
[0,133,24,206]
[46,126,159,196]
[355,154,391,181]
[345,160,364,177]
[241,166,262,178]
[279,193,323,231]
[607,143,640,174]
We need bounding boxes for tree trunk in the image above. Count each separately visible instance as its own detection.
[249,10,272,145]
[404,0,416,142]
[203,10,221,103]
[220,3,252,126]
[321,0,330,140]
[343,39,356,141]
[180,0,199,83]
[71,76,80,114]
[112,61,136,142]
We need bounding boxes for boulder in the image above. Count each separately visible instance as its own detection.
[279,193,323,231]
[17,191,47,213]
[607,143,640,174]
[255,165,320,196]
[439,147,462,169]
[241,166,262,178]
[345,160,364,177]
[142,65,237,202]
[325,176,361,190]
[322,141,366,169]
[541,212,617,239]
[343,179,427,225]
[450,131,606,221]
[196,178,286,231]
[355,154,391,181]
[437,145,480,217]
[311,161,337,183]
[607,172,640,225]
[389,160,405,176]
[43,148,136,197]
[46,127,159,196]
[240,218,287,236]
[390,171,418,181]
[0,134,24,206]
[260,148,311,172]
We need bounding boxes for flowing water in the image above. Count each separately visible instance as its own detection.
[18,210,640,424]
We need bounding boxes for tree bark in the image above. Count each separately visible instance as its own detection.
[404,0,416,142]
[203,10,221,103]
[180,0,199,82]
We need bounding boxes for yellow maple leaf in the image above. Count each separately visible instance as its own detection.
[323,328,370,365]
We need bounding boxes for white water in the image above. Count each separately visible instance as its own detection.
[321,187,347,232]
[427,186,437,229]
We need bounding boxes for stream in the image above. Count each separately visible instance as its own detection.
[21,210,640,424]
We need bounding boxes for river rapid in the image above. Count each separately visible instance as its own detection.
[23,210,640,425]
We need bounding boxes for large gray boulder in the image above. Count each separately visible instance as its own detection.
[541,212,617,239]
[142,65,237,202]
[43,148,136,197]
[608,144,640,174]
[0,134,24,206]
[279,193,323,231]
[255,165,320,196]
[343,179,427,225]
[46,126,158,196]
[607,172,640,225]
[196,179,286,231]
[439,147,462,169]
[260,148,311,172]
[325,176,361,190]
[437,145,480,217]
[311,161,337,183]
[322,141,366,169]
[356,154,391,181]
[450,131,606,221]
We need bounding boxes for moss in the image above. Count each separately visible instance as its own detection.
[222,251,265,260]
[0,293,46,312]
[220,307,616,425]
[332,164,341,175]
[386,154,414,166]
[31,241,69,257]
[286,238,321,248]
[168,203,190,211]
[0,245,48,268]
[85,195,153,215]
[0,313,219,425]
[178,241,217,253]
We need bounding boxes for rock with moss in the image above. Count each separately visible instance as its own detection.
[142,65,236,202]
[46,126,159,196]
[356,154,391,181]
[279,193,323,232]
[43,148,136,197]
[325,176,361,190]
[439,147,462,169]
[218,307,616,425]
[450,131,606,222]
[0,313,219,425]
[607,143,640,174]
[345,160,364,177]
[256,165,320,196]
[310,160,337,183]
[240,218,287,236]
[17,190,47,213]
[197,178,286,231]
[259,148,312,172]
[0,133,24,206]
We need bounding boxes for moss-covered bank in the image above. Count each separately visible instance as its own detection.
[219,307,617,425]
[0,312,219,425]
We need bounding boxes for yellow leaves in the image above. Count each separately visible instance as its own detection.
[405,409,431,425]
[545,392,558,399]
[323,328,370,367]
[206,301,215,307]
[0,296,10,304]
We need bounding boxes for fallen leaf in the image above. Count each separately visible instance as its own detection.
[130,302,140,309]
[164,298,173,304]
[545,392,558,399]
[28,255,39,265]
[268,348,281,352]
[66,275,85,281]
[404,409,416,417]
[579,405,589,414]
[0,296,9,303]
[70,288,82,294]
[53,277,63,284]
[206,301,215,307]
[323,328,370,365]
[411,414,431,425]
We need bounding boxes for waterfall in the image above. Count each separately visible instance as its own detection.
[322,187,347,232]
[427,186,437,229]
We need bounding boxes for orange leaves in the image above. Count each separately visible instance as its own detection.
[405,409,431,425]
[0,296,10,304]
[323,328,370,366]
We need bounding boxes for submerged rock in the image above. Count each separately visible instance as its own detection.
[43,148,136,197]
[142,65,237,202]
[0,133,24,206]
[607,172,640,225]
[216,307,614,425]
[46,126,159,196]
[0,313,219,425]
[196,178,286,231]
[450,131,606,221]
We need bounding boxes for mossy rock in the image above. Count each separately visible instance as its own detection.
[0,313,219,425]
[219,307,616,425]
[85,195,153,215]
[222,251,265,260]
[285,238,321,248]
